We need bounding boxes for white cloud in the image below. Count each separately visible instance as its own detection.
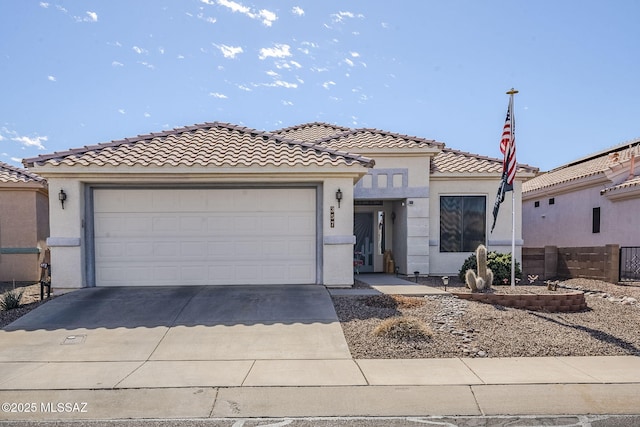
[47,75,56,82]
[144,112,151,118]
[118,109,126,115]
[282,100,293,106]
[331,11,364,23]
[12,135,47,150]
[258,9,277,26]
[132,46,147,55]
[85,11,98,22]
[177,54,185,59]
[216,0,277,27]
[11,157,22,163]
[205,17,217,24]
[138,61,155,70]
[272,80,297,89]
[236,84,252,92]
[322,81,336,90]
[209,92,228,99]
[158,47,165,55]
[350,51,360,58]
[200,0,215,4]
[39,2,49,8]
[266,70,279,78]
[215,44,243,59]
[381,22,389,29]
[259,44,291,60]
[292,6,304,16]
[344,58,354,67]
[217,0,250,14]
[275,60,301,70]
[112,61,124,67]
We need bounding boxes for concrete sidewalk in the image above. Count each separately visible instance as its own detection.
[331,273,449,296]
[1,283,639,420]
[1,356,639,420]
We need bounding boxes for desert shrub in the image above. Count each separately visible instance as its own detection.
[1,289,24,311]
[458,250,522,285]
[373,316,433,341]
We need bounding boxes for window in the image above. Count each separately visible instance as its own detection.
[592,207,601,233]
[534,201,540,208]
[440,196,486,252]
[549,198,555,205]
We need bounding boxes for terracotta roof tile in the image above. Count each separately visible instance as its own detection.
[274,122,352,141]
[23,122,374,169]
[523,140,640,193]
[431,148,538,175]
[0,161,47,185]
[601,175,640,195]
[273,122,444,151]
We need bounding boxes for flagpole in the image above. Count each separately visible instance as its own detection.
[506,88,518,287]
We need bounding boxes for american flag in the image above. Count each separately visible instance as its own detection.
[500,98,516,185]
[491,93,517,233]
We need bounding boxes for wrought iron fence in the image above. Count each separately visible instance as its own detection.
[620,247,640,281]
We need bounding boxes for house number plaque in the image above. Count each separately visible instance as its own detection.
[330,206,335,228]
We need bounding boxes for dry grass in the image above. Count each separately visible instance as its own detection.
[373,316,433,341]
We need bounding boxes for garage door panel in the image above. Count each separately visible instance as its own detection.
[94,188,316,286]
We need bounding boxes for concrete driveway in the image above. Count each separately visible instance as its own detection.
[0,285,351,363]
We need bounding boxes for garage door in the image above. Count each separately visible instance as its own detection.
[93,188,317,286]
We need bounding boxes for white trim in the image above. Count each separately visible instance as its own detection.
[323,235,356,245]
[47,237,81,247]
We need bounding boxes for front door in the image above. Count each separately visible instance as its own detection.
[354,212,374,273]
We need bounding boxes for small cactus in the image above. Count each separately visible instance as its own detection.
[465,245,493,292]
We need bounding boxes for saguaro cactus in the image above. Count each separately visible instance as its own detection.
[465,245,494,292]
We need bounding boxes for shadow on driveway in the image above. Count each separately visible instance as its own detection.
[4,285,340,331]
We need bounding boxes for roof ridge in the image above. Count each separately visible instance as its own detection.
[272,122,353,135]
[0,161,46,183]
[355,127,445,148]
[549,137,640,172]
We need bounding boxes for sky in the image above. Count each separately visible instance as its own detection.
[1,1,639,172]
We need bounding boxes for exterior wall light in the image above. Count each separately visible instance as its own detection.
[335,188,343,208]
[59,189,67,209]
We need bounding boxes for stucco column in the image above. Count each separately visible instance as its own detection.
[46,178,84,289]
[322,179,356,287]
[406,197,429,276]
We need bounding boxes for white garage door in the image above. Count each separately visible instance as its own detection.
[93,188,317,286]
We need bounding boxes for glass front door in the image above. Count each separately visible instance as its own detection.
[354,212,374,273]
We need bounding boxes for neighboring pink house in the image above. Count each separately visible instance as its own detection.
[0,162,49,283]
[523,141,640,248]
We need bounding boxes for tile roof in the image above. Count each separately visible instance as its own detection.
[275,123,540,176]
[23,122,374,169]
[523,140,640,193]
[601,175,640,195]
[0,161,46,185]
[431,148,539,175]
[273,122,445,151]
[273,122,353,141]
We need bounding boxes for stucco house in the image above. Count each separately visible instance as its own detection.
[523,140,640,248]
[0,162,49,283]
[23,121,537,289]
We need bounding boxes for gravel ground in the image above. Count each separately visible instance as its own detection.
[0,283,54,329]
[333,278,640,358]
[3,279,639,360]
